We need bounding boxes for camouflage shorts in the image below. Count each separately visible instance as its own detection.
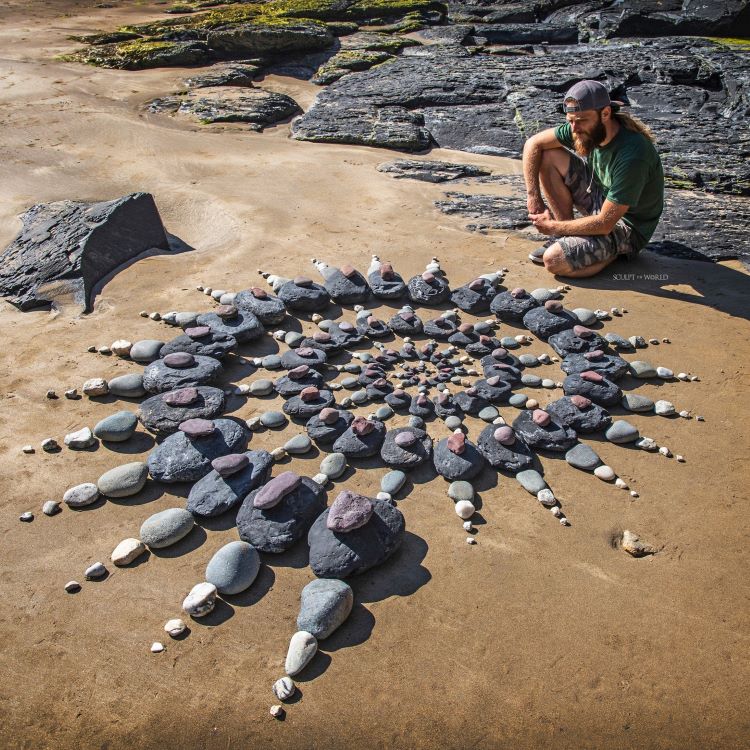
[556,153,641,271]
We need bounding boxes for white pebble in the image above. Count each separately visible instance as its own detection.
[594,465,615,481]
[550,506,562,518]
[164,618,187,637]
[234,384,251,395]
[22,445,34,454]
[514,334,526,343]
[659,446,672,457]
[111,538,146,566]
[42,500,61,516]
[150,642,165,653]
[203,287,212,295]
[690,375,700,381]
[559,517,570,526]
[676,455,686,463]
[462,521,472,531]
[182,582,218,618]
[615,478,628,489]
[679,410,690,419]
[677,372,689,380]
[270,705,285,719]
[19,511,33,522]
[110,340,132,357]
[537,488,556,507]
[376,492,392,503]
[466,537,477,545]
[656,367,673,379]
[630,490,639,498]
[455,500,475,519]
[149,311,161,321]
[273,330,286,341]
[285,631,317,676]
[270,447,287,460]
[273,676,296,701]
[84,562,107,579]
[312,473,329,486]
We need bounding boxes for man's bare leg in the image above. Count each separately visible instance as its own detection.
[542,243,617,278]
[539,149,574,221]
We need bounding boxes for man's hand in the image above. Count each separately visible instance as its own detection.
[529,209,558,236]
[527,193,546,216]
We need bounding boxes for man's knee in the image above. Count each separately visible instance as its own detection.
[542,244,572,275]
[540,148,570,177]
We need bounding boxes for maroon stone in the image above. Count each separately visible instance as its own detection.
[163,352,195,369]
[393,389,406,397]
[253,471,301,509]
[573,325,593,338]
[469,278,485,291]
[351,416,374,436]
[399,311,415,322]
[394,430,418,447]
[420,344,432,354]
[492,348,507,359]
[288,365,310,380]
[570,395,592,409]
[434,318,449,328]
[466,387,477,397]
[297,347,315,357]
[437,392,449,404]
[385,349,398,357]
[163,387,199,406]
[367,315,378,325]
[313,332,331,342]
[416,393,428,405]
[211,453,249,478]
[421,271,435,283]
[532,409,551,426]
[250,287,268,299]
[458,322,474,334]
[294,276,312,288]
[544,300,563,313]
[380,262,394,280]
[487,376,501,386]
[340,263,356,278]
[179,418,215,438]
[494,426,515,445]
[581,370,604,383]
[319,407,340,425]
[511,287,526,298]
[372,378,388,388]
[447,432,466,455]
[300,386,320,402]
[479,334,492,344]
[185,326,211,339]
[215,304,237,320]
[583,349,604,360]
[326,490,374,533]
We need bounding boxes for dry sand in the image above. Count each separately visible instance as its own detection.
[0,3,749,748]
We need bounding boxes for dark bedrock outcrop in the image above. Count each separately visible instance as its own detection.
[0,193,170,311]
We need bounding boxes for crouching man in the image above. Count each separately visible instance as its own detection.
[523,80,664,278]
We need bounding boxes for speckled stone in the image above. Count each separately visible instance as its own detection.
[565,443,603,471]
[140,507,195,548]
[138,386,225,436]
[94,410,138,442]
[205,541,260,595]
[477,424,535,472]
[545,396,612,433]
[97,462,148,497]
[296,578,354,640]
[605,420,640,444]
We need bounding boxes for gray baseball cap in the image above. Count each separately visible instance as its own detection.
[563,80,622,113]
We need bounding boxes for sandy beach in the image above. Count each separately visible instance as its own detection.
[0,2,749,748]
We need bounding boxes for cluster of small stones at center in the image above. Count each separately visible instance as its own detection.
[21,254,699,713]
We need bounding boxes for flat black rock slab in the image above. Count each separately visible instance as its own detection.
[137,386,226,436]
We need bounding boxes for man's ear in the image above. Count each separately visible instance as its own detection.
[601,105,612,122]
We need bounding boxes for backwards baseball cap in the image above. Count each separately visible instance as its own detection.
[563,80,623,113]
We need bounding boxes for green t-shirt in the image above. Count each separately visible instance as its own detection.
[554,121,664,248]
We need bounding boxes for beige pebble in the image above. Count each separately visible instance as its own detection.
[525,398,539,409]
[111,538,146,566]
[594,465,615,481]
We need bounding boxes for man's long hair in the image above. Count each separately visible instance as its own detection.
[614,109,656,143]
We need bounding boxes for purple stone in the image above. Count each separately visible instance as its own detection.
[511,287,526,298]
[421,271,435,283]
[492,348,507,359]
[313,332,331,343]
[468,278,485,291]
[211,453,249,477]
[319,407,340,425]
[394,431,417,447]
[458,322,474,334]
[416,393,428,405]
[570,395,592,409]
[253,471,301,509]
[288,365,310,380]
[581,370,604,383]
[297,347,315,358]
[372,378,388,388]
[545,300,563,313]
[351,416,374,436]
[326,490,374,533]
[300,386,320,402]
[250,287,268,299]
[338,321,355,332]
[486,376,501,386]
[163,387,199,406]
[573,325,593,338]
[392,389,406,398]
[466,387,478,397]
[163,352,195,369]
[340,263,356,278]
[179,418,215,438]
[494,426,515,445]
[399,311,415,322]
[584,349,604,360]
[447,432,466,455]
[294,276,313,288]
[532,409,551,426]
[185,326,211,339]
[215,304,237,319]
[380,262,394,280]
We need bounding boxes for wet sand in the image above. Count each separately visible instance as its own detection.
[0,3,749,749]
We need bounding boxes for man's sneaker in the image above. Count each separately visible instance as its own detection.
[528,245,546,264]
[528,238,559,264]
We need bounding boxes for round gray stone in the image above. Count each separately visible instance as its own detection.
[478,405,499,422]
[605,420,640,444]
[97,462,148,497]
[509,393,528,407]
[564,443,602,471]
[515,469,547,495]
[444,415,462,429]
[108,373,146,398]
[284,434,313,454]
[93,410,138,442]
[296,578,353,640]
[130,339,165,363]
[205,540,260,595]
[381,470,406,495]
[622,393,655,412]
[261,411,286,428]
[448,481,474,503]
[250,379,274,396]
[140,507,194,548]
[320,452,347,479]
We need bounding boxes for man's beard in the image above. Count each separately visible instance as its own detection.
[573,115,606,156]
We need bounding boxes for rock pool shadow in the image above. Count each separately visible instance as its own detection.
[223,564,275,608]
[149,525,207,558]
[351,531,431,605]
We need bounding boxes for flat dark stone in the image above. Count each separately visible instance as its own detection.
[234,288,287,325]
[433,436,485,481]
[306,409,354,444]
[368,269,406,300]
[238,476,328,554]
[137,386,226,436]
[490,290,539,322]
[547,328,609,357]
[195,309,264,343]
[323,268,370,304]
[546,396,613,434]
[380,426,432,470]
[388,310,423,335]
[561,352,630,381]
[186,449,273,517]
[476,423,536,471]
[282,389,336,419]
[453,390,490,415]
[277,279,330,311]
[407,274,451,305]
[159,331,237,360]
[511,410,578,452]
[522,307,577,339]
[142,354,223,394]
[280,347,328,370]
[307,498,405,578]
[332,419,386,458]
[450,279,497,313]
[562,373,623,407]
[273,370,325,397]
[473,377,513,403]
